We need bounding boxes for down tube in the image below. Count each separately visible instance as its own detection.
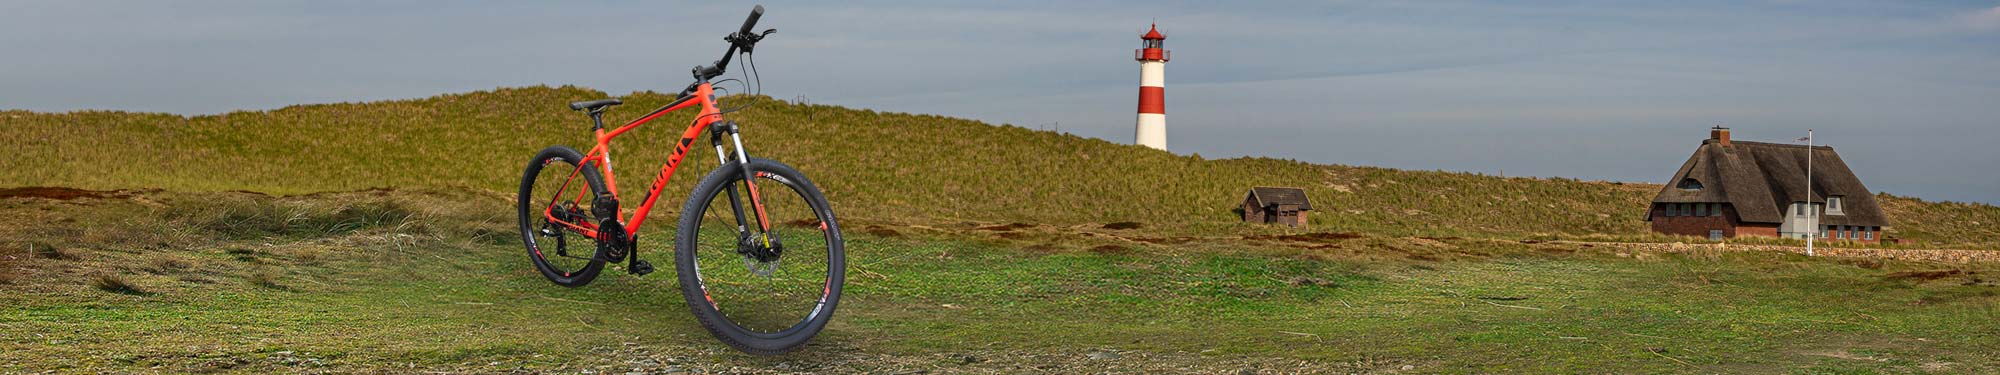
[624,120,713,233]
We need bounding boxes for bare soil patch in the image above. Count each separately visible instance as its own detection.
[0,187,124,200]
[1101,222,1143,230]
[1246,232,1364,242]
[1884,269,1963,282]
[975,223,1036,232]
[1087,245,1132,255]
[863,226,903,238]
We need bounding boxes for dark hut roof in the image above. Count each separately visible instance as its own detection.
[1647,139,1886,226]
[1246,187,1312,210]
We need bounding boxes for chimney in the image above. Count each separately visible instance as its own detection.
[1710,126,1731,146]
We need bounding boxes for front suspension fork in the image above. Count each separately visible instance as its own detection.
[710,121,772,235]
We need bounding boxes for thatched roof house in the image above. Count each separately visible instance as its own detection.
[1646,127,1888,242]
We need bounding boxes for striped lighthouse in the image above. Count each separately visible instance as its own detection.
[1134,23,1170,150]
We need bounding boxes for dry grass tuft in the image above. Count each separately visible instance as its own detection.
[91,274,147,295]
[143,256,193,274]
[247,269,287,290]
[29,243,78,261]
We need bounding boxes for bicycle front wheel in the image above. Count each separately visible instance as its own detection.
[674,158,844,355]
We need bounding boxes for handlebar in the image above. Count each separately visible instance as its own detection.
[739,5,764,36]
[690,5,772,86]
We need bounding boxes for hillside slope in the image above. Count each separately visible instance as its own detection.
[5,86,1996,246]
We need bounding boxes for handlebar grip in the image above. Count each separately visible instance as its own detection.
[739,5,764,36]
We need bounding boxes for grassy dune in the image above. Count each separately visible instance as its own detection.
[8,86,1995,247]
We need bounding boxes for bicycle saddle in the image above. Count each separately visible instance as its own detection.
[569,99,623,111]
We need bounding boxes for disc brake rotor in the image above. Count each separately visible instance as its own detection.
[745,257,780,277]
[737,232,783,277]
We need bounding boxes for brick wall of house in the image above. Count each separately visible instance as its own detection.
[1819,225,1882,244]
[1735,223,1778,238]
[1649,203,1791,240]
[1651,203,1735,238]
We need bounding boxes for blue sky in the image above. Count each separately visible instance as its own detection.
[5,1,1999,204]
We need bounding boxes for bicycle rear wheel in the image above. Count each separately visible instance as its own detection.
[675,158,844,355]
[517,146,611,287]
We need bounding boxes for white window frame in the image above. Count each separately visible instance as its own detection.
[1827,196,1844,215]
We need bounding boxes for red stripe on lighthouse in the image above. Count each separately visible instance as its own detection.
[1137,86,1165,114]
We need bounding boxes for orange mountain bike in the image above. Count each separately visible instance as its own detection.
[515,5,843,355]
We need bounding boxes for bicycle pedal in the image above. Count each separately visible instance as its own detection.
[629,260,655,276]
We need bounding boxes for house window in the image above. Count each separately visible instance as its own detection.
[1695,204,1708,217]
[1678,178,1704,190]
[1865,229,1874,240]
[1795,202,1806,218]
[1827,196,1844,215]
[1823,225,1831,239]
[1709,230,1723,241]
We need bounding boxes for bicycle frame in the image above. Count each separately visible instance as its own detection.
[541,82,773,241]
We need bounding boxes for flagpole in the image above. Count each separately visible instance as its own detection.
[1806,129,1814,257]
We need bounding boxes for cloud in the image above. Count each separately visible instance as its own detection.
[1964,6,2000,31]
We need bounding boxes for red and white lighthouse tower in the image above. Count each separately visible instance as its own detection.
[1134,23,1170,150]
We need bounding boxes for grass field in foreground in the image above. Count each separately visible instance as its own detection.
[4,190,1995,373]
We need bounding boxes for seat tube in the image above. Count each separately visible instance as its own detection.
[595,128,618,198]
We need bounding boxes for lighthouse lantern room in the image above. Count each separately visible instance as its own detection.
[1134,23,1170,150]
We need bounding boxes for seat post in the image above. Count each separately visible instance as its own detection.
[588,110,607,130]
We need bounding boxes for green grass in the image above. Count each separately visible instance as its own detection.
[5,86,1995,247]
[2,190,1996,373]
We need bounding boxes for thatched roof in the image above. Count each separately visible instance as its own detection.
[1246,187,1312,210]
[1647,139,1886,226]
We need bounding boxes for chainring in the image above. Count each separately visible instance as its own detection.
[597,218,630,263]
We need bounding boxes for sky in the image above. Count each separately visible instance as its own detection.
[5,1,1999,204]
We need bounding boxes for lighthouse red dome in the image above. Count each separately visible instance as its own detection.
[1142,24,1165,40]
